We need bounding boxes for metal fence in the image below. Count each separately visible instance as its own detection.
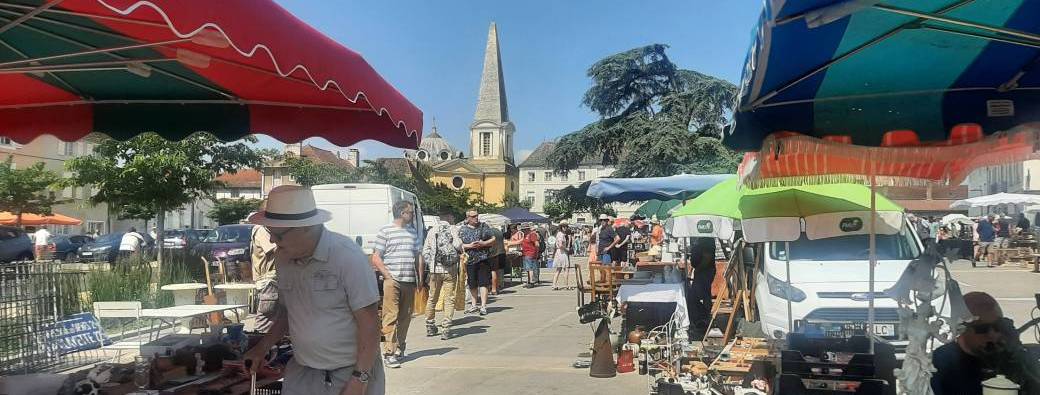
[0,260,103,375]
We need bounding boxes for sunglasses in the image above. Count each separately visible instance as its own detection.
[266,226,301,241]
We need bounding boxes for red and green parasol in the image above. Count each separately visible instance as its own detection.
[0,0,422,148]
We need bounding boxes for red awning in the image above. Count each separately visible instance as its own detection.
[0,0,422,149]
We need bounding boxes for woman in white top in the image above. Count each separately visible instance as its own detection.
[551,221,574,290]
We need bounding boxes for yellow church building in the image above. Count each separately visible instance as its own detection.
[405,22,518,204]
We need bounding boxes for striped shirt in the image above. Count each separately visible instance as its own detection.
[373,223,419,283]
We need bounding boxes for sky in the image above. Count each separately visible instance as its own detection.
[263,0,763,163]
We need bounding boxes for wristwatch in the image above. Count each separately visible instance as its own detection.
[352,369,371,383]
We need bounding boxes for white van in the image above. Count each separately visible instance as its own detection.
[754,219,927,353]
[311,184,425,254]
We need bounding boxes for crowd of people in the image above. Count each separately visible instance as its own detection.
[912,212,1035,267]
[242,185,613,394]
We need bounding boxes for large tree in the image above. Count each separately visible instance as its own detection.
[208,198,262,225]
[65,134,265,265]
[0,157,60,226]
[548,44,741,178]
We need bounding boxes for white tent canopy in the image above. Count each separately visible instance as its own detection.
[950,192,1040,209]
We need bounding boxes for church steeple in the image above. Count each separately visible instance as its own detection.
[474,22,508,123]
[470,22,515,165]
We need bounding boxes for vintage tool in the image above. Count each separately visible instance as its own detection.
[200,257,223,326]
[589,318,617,378]
[244,359,257,395]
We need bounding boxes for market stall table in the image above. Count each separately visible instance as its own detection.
[160,283,208,333]
[142,304,246,335]
[616,283,689,330]
[214,283,255,322]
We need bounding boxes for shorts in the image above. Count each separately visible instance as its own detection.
[523,256,539,271]
[466,261,491,289]
[599,253,613,264]
[491,254,505,271]
[978,241,993,253]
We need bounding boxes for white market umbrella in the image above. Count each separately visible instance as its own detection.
[950,192,1040,209]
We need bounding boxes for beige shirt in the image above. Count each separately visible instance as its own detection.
[276,228,380,370]
[251,226,277,287]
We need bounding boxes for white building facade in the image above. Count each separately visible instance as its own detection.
[965,156,1040,216]
[518,141,638,225]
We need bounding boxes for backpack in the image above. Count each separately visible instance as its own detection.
[430,224,459,264]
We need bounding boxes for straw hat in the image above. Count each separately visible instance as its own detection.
[598,214,611,221]
[248,185,332,227]
[558,220,570,226]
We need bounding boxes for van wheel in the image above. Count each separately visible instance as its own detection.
[18,251,33,262]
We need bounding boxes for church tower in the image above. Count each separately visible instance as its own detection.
[470,22,516,167]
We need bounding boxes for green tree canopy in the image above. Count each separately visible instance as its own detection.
[66,134,265,264]
[548,44,741,178]
[208,198,262,225]
[0,157,60,226]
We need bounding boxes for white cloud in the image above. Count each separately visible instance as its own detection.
[517,149,534,163]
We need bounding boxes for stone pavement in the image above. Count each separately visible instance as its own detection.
[384,256,646,395]
[946,258,1040,344]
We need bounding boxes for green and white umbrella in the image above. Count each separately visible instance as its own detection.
[737,183,905,335]
[671,178,742,239]
[739,183,904,243]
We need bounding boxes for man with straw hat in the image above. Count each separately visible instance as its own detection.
[243,185,384,395]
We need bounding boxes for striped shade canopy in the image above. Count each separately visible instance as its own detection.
[0,0,422,148]
[727,0,1040,151]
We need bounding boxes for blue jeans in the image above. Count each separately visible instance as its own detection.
[599,253,612,264]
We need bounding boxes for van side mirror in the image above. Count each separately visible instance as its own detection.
[742,246,755,264]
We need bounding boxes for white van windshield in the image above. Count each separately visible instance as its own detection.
[770,226,921,261]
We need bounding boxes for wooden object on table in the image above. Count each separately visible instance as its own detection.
[200,257,223,326]
[705,240,757,344]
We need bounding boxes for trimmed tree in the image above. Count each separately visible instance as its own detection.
[0,157,60,226]
[65,134,265,266]
[208,198,262,225]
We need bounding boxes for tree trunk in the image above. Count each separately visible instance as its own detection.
[15,209,21,227]
[156,210,165,271]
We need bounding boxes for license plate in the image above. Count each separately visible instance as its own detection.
[80,251,92,256]
[872,324,895,337]
[807,322,897,338]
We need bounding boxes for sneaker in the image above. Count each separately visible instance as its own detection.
[479,306,488,316]
[440,329,451,340]
[384,355,401,368]
[426,324,438,337]
[465,305,478,314]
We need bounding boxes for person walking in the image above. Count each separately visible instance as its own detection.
[596,214,618,264]
[975,215,995,267]
[33,225,51,262]
[370,201,422,368]
[118,227,145,261]
[459,210,495,316]
[243,185,384,395]
[551,221,574,290]
[613,219,632,265]
[422,212,462,340]
[520,223,540,288]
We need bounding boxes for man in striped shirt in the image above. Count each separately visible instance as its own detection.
[371,201,422,368]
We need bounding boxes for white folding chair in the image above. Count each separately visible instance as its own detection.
[93,301,151,352]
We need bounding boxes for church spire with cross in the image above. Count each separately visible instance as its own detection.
[470,22,515,165]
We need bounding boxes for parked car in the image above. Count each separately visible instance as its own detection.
[192,224,255,280]
[163,228,214,251]
[79,232,155,263]
[48,235,94,262]
[0,225,33,263]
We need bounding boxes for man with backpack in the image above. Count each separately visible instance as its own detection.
[421,211,463,340]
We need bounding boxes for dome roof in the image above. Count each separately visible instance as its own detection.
[407,124,462,162]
